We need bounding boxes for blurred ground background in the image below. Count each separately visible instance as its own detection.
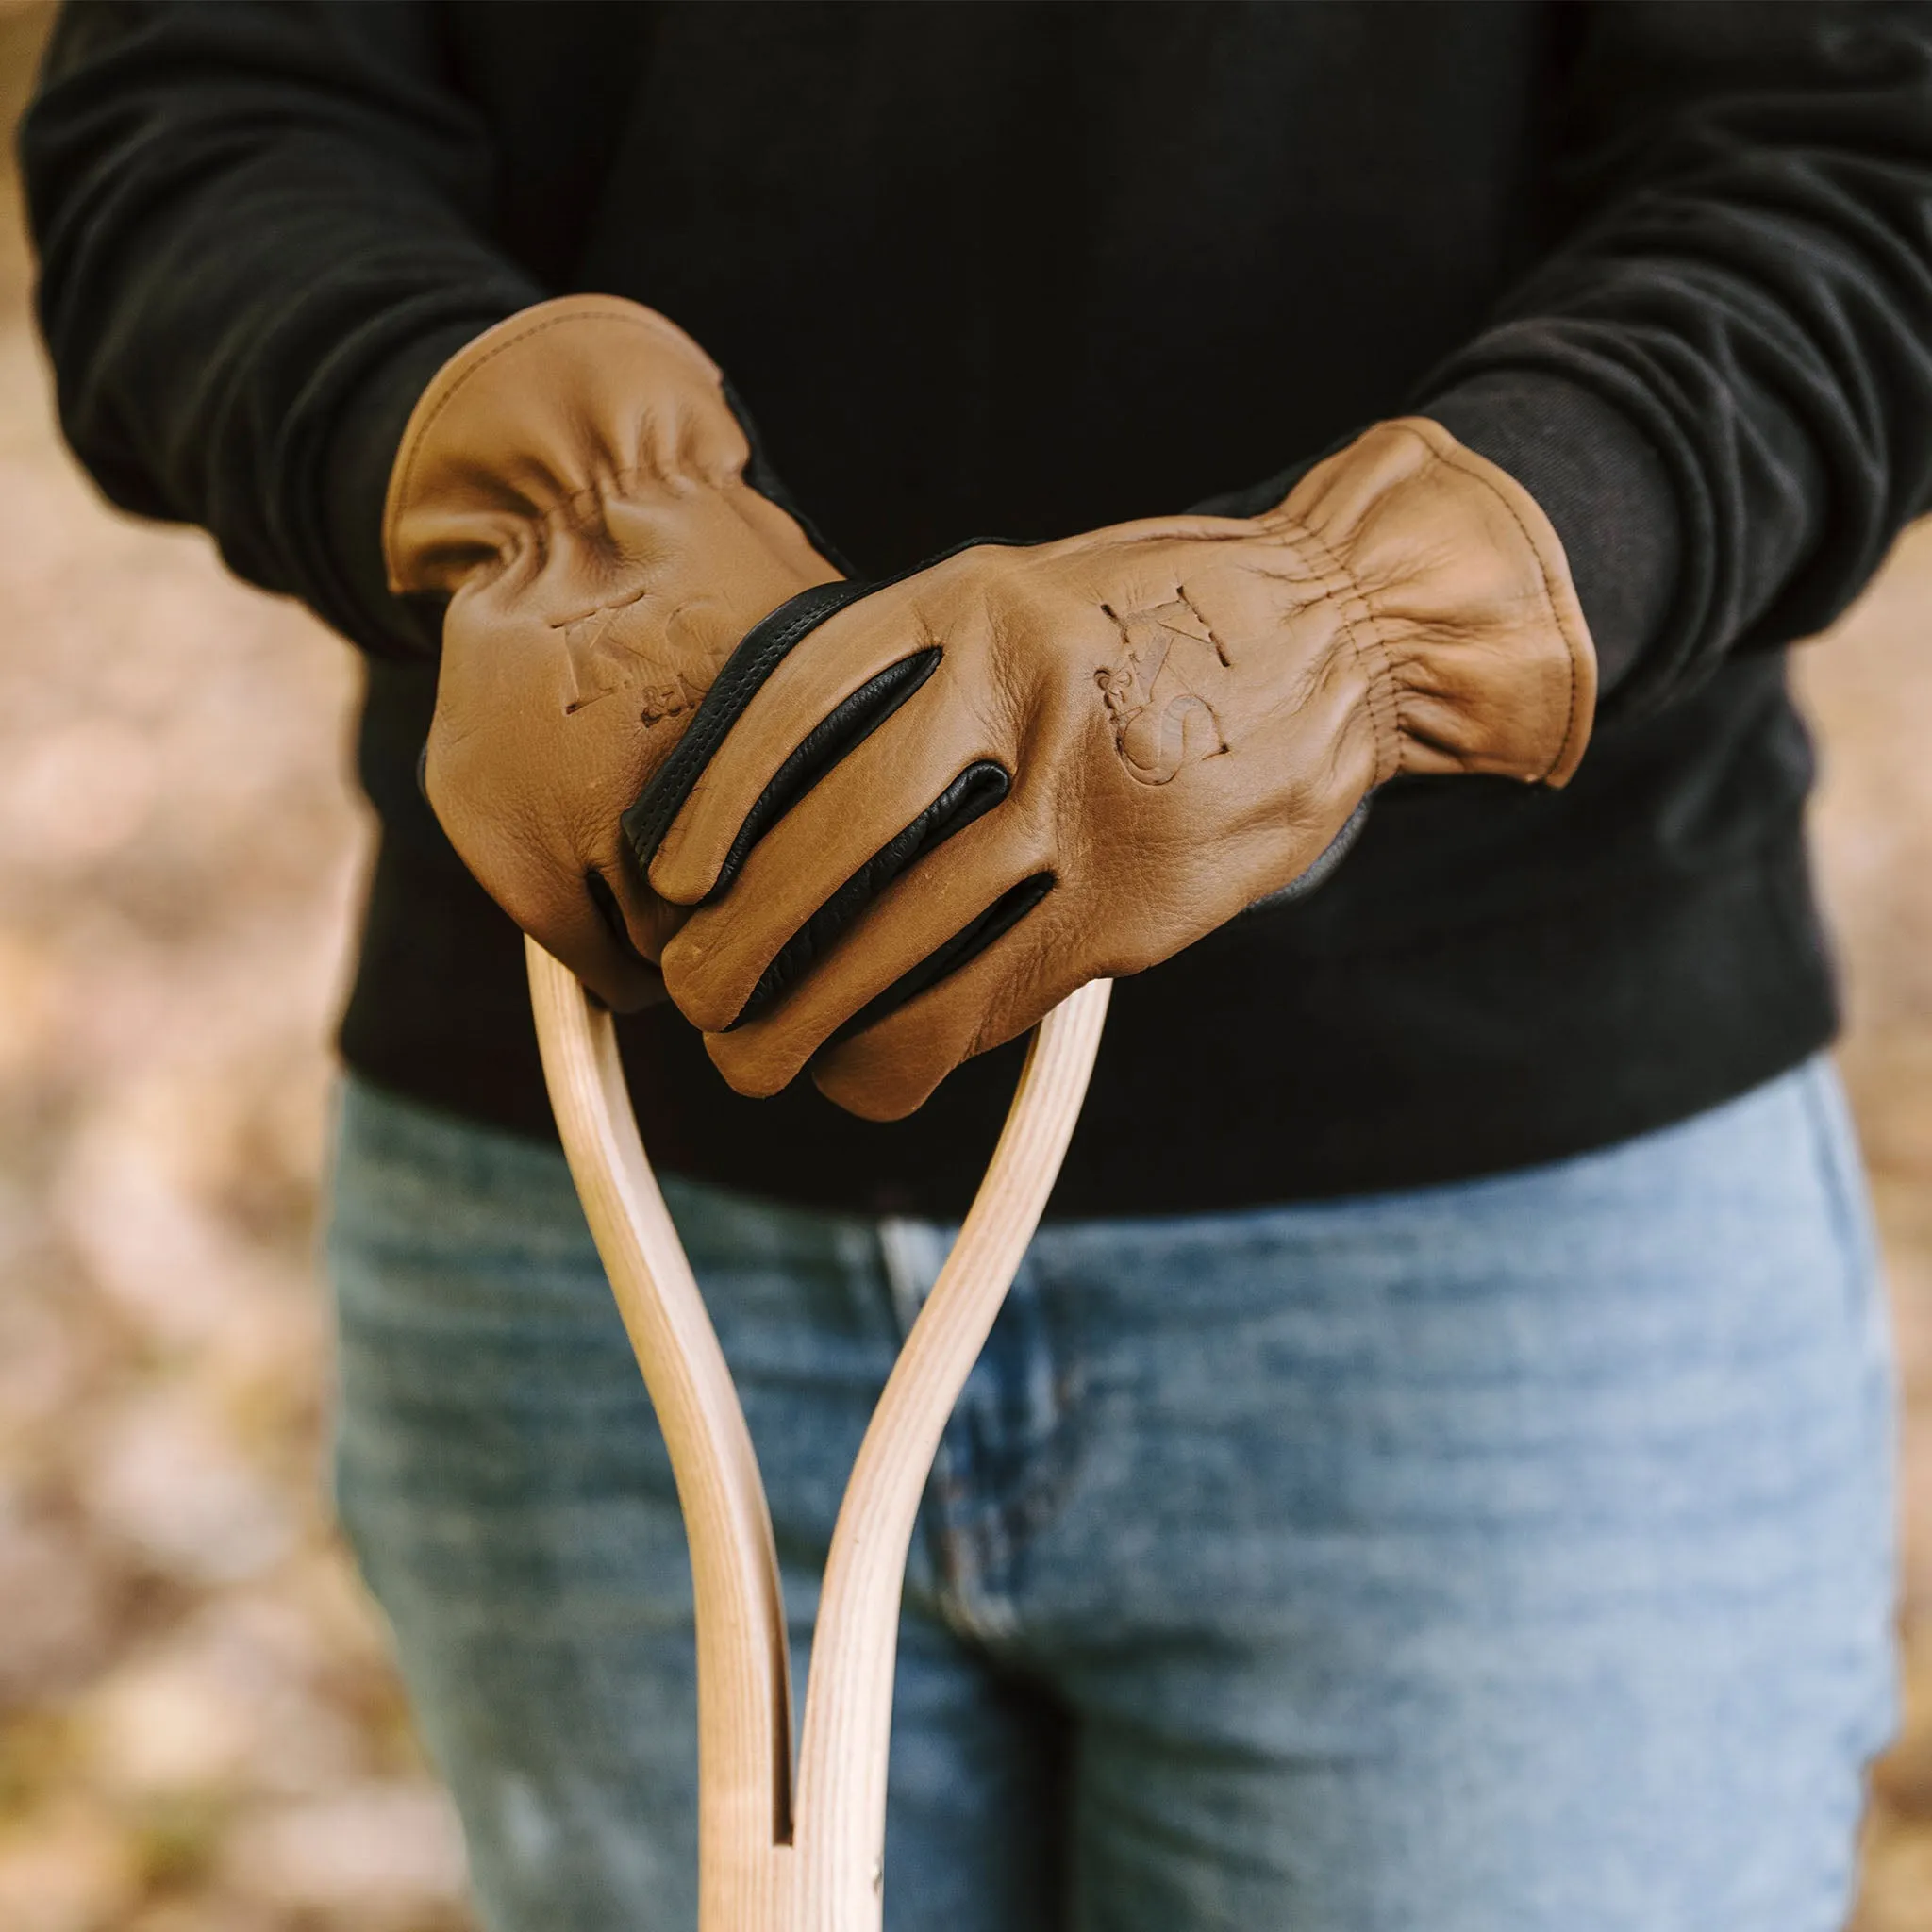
[0,6,461,1926]
[2,4,1932,1928]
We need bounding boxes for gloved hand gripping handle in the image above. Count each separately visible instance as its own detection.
[625,573,1371,1047]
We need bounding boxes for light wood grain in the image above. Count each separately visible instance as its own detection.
[527,939,1109,1931]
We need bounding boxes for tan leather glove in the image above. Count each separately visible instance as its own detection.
[382,294,841,1007]
[636,416,1597,1118]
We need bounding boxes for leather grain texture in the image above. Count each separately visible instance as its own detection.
[621,578,877,877]
[649,418,1598,1118]
[382,294,841,1008]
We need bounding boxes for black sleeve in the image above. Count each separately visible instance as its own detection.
[1417,0,1932,708]
[20,0,541,658]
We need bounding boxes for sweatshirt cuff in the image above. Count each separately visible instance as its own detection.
[1419,371,1679,696]
[317,315,508,659]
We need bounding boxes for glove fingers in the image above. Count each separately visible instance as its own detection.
[699,813,1046,1099]
[809,905,1082,1121]
[644,590,940,906]
[658,684,1005,1031]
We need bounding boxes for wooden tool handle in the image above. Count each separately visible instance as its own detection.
[527,938,1110,1931]
[527,941,793,1921]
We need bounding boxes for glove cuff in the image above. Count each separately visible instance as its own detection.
[1265,416,1598,788]
[381,295,751,598]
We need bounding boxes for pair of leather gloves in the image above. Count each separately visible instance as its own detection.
[386,297,1596,1121]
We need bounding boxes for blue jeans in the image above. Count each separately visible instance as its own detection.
[326,1059,1897,1932]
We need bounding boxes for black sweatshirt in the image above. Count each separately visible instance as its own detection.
[23,2,1932,1218]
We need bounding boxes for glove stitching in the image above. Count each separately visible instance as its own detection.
[1270,519,1403,785]
[1399,432,1587,785]
[622,580,874,874]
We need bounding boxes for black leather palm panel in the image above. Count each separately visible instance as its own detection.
[730,758,1010,1027]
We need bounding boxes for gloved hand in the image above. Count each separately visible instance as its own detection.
[383,294,841,1007]
[630,417,1597,1118]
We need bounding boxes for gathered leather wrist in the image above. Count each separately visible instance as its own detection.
[383,294,824,656]
[381,294,840,1006]
[1243,415,1594,790]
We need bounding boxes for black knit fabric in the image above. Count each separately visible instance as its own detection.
[23,1,1932,1215]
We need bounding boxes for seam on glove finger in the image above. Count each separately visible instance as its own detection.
[820,872,1057,1052]
[728,758,1012,1027]
[704,649,945,903]
[622,577,878,872]
[623,535,1032,882]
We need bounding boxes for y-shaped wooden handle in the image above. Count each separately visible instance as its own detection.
[527,938,1110,1931]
